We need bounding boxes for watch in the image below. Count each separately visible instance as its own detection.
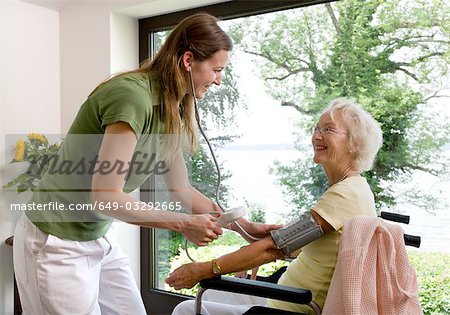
[211,259,221,275]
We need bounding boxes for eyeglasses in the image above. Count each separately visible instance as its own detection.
[312,126,348,135]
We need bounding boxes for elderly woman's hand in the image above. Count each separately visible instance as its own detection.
[165,262,212,290]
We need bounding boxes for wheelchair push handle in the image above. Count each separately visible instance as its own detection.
[380,211,410,224]
[404,234,421,248]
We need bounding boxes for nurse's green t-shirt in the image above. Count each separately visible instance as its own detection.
[26,74,164,241]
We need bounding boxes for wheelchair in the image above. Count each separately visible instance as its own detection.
[195,212,421,315]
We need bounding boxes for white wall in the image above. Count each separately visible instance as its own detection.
[0,1,60,314]
[60,2,113,133]
[0,0,228,313]
[110,12,139,74]
[110,12,143,281]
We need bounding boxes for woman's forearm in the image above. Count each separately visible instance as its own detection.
[91,190,189,231]
[92,190,223,246]
[204,237,285,278]
[165,186,220,215]
[190,187,221,214]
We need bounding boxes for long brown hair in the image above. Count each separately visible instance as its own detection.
[92,12,232,156]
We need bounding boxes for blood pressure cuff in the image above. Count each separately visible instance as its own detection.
[270,212,324,255]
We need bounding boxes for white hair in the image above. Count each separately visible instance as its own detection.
[326,98,383,172]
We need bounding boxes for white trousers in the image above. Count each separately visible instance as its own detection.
[171,289,267,315]
[13,214,146,315]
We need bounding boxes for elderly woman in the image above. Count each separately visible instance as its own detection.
[166,98,383,315]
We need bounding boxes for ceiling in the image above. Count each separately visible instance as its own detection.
[21,0,231,18]
[117,0,232,18]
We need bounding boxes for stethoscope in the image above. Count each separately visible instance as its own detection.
[185,65,260,262]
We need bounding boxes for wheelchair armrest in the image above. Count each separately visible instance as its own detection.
[199,276,312,304]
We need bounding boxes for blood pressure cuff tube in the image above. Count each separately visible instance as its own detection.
[270,212,324,255]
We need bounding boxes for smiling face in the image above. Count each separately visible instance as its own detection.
[187,50,229,99]
[311,110,353,172]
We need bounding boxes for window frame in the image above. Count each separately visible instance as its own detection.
[138,1,332,313]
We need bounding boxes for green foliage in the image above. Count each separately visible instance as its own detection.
[199,51,243,127]
[408,251,450,315]
[186,147,231,206]
[270,158,327,217]
[3,134,61,193]
[164,232,245,296]
[214,230,248,247]
[244,200,267,223]
[157,229,248,288]
[230,0,450,217]
[157,229,185,261]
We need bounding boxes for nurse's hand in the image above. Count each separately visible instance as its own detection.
[181,214,223,246]
[232,217,282,243]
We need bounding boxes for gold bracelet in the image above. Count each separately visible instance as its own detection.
[211,259,221,275]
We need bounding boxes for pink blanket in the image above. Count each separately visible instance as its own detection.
[322,216,423,315]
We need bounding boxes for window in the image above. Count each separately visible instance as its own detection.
[139,1,450,314]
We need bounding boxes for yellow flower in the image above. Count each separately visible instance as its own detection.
[14,139,26,162]
[27,133,48,143]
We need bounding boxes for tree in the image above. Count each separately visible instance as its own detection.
[244,199,267,223]
[229,0,450,218]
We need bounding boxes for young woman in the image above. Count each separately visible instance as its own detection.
[13,13,278,315]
